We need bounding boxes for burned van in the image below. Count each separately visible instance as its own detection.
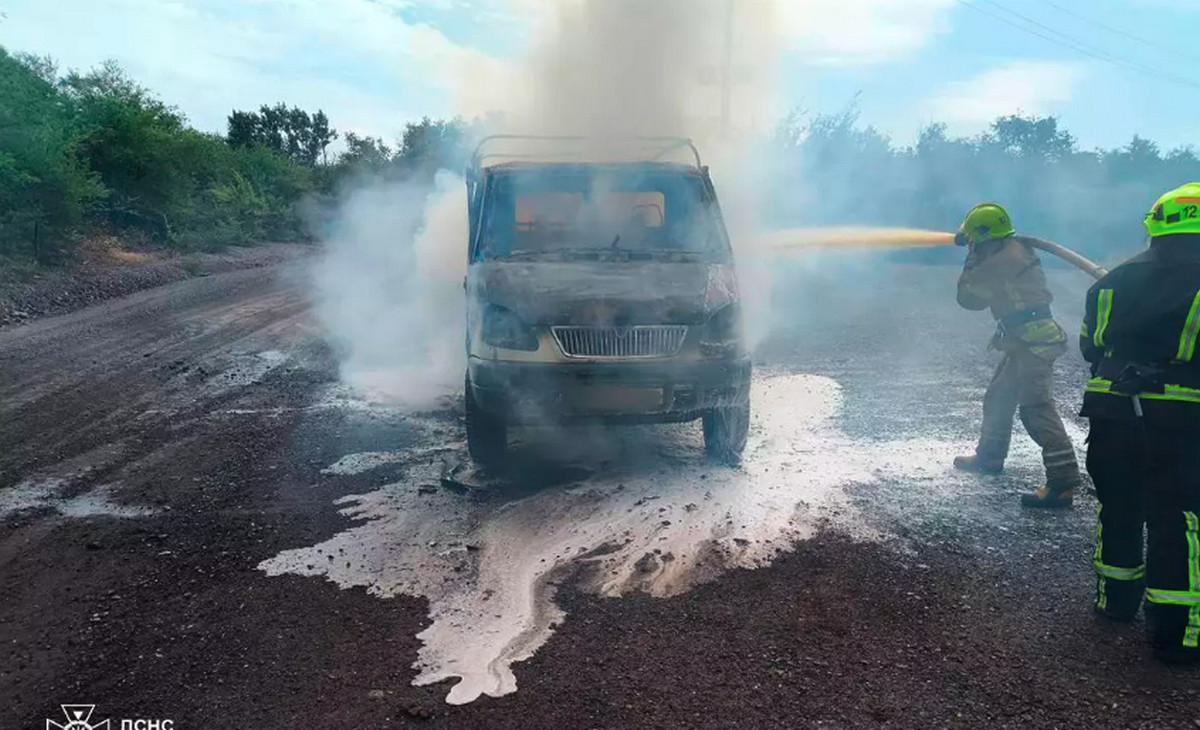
[462,136,751,466]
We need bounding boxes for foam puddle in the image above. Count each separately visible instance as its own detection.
[260,372,979,704]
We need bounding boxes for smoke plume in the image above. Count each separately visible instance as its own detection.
[310,171,467,408]
[312,0,790,405]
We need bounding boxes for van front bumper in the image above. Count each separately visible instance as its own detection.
[467,356,751,425]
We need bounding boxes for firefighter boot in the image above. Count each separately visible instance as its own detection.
[953,455,1004,475]
[1020,484,1075,509]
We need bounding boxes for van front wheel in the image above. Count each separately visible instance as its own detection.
[703,403,749,465]
[465,378,507,468]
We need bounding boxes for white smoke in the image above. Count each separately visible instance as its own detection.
[311,0,790,404]
[311,171,467,409]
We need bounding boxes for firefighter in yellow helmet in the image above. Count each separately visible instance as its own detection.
[952,203,1082,508]
[1080,183,1200,664]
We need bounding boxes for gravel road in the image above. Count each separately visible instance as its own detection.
[1,257,1196,730]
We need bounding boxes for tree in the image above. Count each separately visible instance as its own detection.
[226,110,259,149]
[309,110,337,165]
[338,132,393,172]
[14,52,57,84]
[60,60,190,228]
[396,116,470,174]
[912,122,984,231]
[987,115,1076,161]
[225,103,338,166]
[1104,135,1162,184]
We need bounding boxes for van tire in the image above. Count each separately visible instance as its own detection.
[703,403,749,465]
[465,378,507,468]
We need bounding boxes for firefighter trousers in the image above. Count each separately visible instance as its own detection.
[1087,418,1200,655]
[974,347,1081,489]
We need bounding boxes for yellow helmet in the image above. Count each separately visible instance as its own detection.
[958,203,1015,246]
[1144,183,1200,238]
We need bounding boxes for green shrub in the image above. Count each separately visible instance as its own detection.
[0,48,104,262]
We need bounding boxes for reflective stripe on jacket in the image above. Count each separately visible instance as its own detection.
[1079,235,1200,424]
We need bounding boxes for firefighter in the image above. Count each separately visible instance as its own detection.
[951,203,1082,508]
[1081,182,1200,664]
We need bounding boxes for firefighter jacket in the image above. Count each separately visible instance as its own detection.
[1080,234,1200,425]
[957,235,1068,358]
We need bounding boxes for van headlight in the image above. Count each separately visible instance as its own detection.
[481,305,539,351]
[700,304,743,357]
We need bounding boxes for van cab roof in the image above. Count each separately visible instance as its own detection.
[482,160,702,177]
[469,135,704,176]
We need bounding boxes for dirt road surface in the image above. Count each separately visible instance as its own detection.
[2,259,1196,729]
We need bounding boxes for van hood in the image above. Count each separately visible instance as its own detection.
[470,261,727,326]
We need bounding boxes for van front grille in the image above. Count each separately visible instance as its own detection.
[551,325,688,359]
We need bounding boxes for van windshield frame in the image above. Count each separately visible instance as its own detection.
[474,166,731,263]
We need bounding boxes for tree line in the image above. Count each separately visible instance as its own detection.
[768,106,1200,262]
[2,44,1197,268]
[0,47,472,265]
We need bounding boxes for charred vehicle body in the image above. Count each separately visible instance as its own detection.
[463,136,751,465]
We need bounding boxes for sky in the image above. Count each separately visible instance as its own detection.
[0,0,1197,152]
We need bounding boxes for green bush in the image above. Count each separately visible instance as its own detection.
[0,47,322,264]
[61,63,316,250]
[0,48,104,262]
[0,44,484,269]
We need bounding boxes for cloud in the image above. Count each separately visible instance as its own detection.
[0,0,504,138]
[928,60,1088,128]
[777,0,957,65]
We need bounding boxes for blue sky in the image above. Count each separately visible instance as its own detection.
[0,0,1197,152]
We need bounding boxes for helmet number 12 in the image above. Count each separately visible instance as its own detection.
[1184,204,1198,219]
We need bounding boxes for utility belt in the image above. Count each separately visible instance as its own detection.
[1094,358,1200,392]
[1084,359,1200,426]
[998,305,1052,331]
[991,306,1064,354]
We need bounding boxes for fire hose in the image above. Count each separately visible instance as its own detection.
[1018,236,1107,281]
[756,227,1108,282]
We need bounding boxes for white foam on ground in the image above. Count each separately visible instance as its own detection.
[321,452,410,476]
[0,478,156,519]
[996,414,1089,479]
[212,350,291,390]
[260,372,986,705]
